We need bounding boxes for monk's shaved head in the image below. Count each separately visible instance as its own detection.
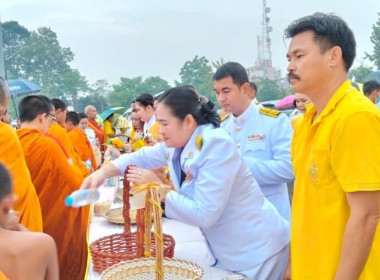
[0,77,10,118]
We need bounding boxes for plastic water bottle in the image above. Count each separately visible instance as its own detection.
[65,189,100,207]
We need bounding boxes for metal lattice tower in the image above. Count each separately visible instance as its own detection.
[256,0,273,68]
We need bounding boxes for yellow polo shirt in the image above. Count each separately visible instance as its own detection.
[291,80,380,279]
[103,120,115,141]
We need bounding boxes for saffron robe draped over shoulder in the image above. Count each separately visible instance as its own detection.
[47,122,90,177]
[88,118,106,151]
[68,127,97,171]
[0,122,43,232]
[0,269,9,280]
[17,128,89,280]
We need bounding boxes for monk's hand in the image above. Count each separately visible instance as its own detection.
[127,166,161,184]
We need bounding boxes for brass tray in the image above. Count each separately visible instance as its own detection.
[103,208,137,224]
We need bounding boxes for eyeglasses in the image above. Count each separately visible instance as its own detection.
[50,113,57,122]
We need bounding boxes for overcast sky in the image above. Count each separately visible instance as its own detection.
[1,0,380,86]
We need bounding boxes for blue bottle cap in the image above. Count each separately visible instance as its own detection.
[65,196,74,206]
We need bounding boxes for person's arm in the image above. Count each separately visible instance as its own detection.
[334,191,380,280]
[81,143,167,191]
[243,114,294,185]
[44,234,59,280]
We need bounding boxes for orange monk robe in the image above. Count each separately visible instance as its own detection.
[0,270,9,280]
[68,127,97,171]
[17,128,89,280]
[47,122,90,177]
[88,118,106,151]
[0,122,43,232]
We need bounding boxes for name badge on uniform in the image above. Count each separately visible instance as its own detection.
[187,151,194,159]
[248,133,265,141]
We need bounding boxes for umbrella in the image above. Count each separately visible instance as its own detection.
[276,95,295,109]
[99,107,124,121]
[6,79,43,117]
[7,79,43,97]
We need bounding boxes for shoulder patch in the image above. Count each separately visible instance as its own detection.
[220,113,230,122]
[259,107,280,118]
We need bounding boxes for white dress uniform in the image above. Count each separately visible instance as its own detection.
[221,104,294,221]
[113,124,289,278]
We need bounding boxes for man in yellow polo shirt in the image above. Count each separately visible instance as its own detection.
[284,13,380,280]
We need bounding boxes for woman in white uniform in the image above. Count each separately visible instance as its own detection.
[80,86,289,280]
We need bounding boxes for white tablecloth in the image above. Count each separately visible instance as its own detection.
[86,184,241,279]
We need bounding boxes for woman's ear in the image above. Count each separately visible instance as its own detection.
[183,114,196,130]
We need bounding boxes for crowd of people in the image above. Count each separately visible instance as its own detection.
[1,12,380,280]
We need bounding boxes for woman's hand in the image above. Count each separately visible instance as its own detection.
[80,170,107,191]
[126,166,161,184]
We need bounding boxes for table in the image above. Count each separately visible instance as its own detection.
[86,184,242,279]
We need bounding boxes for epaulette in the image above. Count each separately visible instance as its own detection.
[220,113,230,122]
[259,107,280,118]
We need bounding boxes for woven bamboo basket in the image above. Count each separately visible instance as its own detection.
[100,185,204,280]
[90,167,175,273]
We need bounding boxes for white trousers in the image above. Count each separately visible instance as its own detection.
[235,244,289,280]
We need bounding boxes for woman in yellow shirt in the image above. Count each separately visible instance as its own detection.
[103,113,116,141]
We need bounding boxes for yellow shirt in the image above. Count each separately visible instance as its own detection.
[148,121,163,141]
[103,120,115,141]
[290,114,302,129]
[291,80,380,279]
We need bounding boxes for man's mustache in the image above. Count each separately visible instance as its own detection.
[288,73,300,82]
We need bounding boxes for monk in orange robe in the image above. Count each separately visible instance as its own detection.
[66,111,97,171]
[17,95,89,280]
[47,99,90,177]
[0,77,43,232]
[85,105,106,151]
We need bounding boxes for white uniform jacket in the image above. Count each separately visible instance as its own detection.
[113,124,289,272]
[221,104,294,221]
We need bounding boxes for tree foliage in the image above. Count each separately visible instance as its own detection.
[1,21,30,79]
[60,69,88,110]
[254,78,288,102]
[108,76,170,108]
[17,27,74,98]
[176,55,215,103]
[348,64,373,83]
[367,12,380,68]
[76,79,111,113]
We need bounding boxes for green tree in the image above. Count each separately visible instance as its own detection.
[108,76,143,108]
[77,79,111,113]
[254,78,288,102]
[348,64,373,83]
[176,55,215,103]
[108,76,170,108]
[17,27,74,98]
[60,69,88,110]
[1,21,30,79]
[367,12,380,68]
[139,76,170,94]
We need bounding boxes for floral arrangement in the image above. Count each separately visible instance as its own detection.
[115,117,130,134]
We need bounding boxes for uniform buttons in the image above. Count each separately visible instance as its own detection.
[236,126,241,131]
[236,143,241,148]
[240,117,245,122]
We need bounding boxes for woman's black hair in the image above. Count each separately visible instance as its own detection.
[157,86,220,128]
